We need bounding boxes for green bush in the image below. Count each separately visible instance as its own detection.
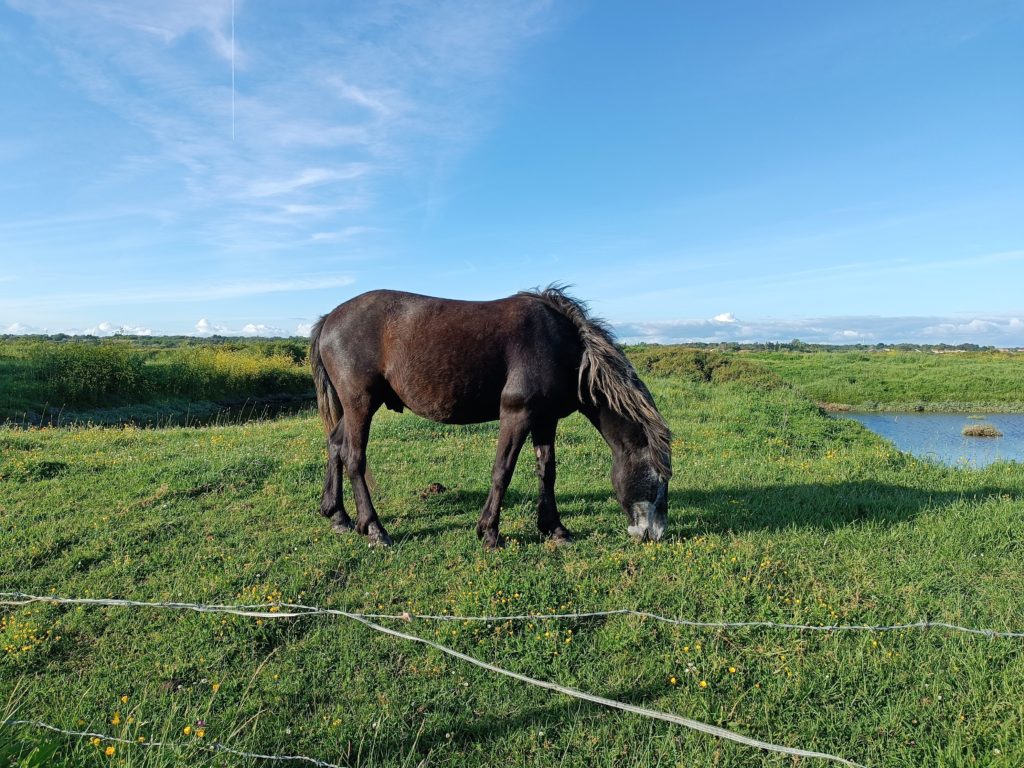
[627,346,785,390]
[28,342,148,406]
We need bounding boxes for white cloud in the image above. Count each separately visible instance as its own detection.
[309,227,373,243]
[241,322,282,337]
[922,319,1001,336]
[328,76,402,119]
[4,321,41,334]
[615,315,1024,346]
[295,322,313,336]
[240,165,372,200]
[833,329,874,341]
[712,312,737,324]
[85,321,115,336]
[83,321,154,336]
[195,318,228,336]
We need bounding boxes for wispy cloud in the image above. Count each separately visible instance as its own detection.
[1,274,355,312]
[8,0,557,241]
[239,165,372,200]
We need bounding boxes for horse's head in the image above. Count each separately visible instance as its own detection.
[611,451,669,542]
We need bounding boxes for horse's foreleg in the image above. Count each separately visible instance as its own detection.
[343,400,392,547]
[320,419,354,532]
[477,409,530,550]
[532,421,571,543]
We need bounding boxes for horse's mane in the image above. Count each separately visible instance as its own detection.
[519,286,672,480]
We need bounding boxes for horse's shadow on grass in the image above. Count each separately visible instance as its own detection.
[670,480,1018,536]
[387,488,533,542]
[381,481,1019,543]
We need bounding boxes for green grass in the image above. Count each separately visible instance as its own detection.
[2,370,1023,767]
[749,349,1024,412]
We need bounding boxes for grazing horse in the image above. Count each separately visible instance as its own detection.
[310,287,671,549]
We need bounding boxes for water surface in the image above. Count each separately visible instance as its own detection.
[836,412,1024,468]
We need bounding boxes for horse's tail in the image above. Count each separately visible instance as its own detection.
[310,315,342,434]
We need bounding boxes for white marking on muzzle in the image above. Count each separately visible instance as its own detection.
[628,502,657,542]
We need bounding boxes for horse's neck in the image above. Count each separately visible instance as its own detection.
[582,403,647,456]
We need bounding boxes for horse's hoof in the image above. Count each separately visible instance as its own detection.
[367,523,393,547]
[549,528,573,545]
[329,512,354,533]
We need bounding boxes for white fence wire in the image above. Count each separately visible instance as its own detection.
[2,718,347,768]
[3,590,1022,766]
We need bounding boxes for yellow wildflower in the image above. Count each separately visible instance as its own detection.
[183,725,192,736]
[698,680,709,689]
[105,746,116,757]
[110,712,121,726]
[120,694,129,704]
[212,682,221,693]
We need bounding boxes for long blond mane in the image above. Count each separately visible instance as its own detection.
[521,286,672,479]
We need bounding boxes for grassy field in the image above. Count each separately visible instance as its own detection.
[748,349,1024,412]
[2,351,1023,767]
[0,337,313,426]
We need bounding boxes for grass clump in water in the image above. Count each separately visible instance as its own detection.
[962,423,1003,437]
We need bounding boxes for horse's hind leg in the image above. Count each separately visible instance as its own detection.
[343,397,392,547]
[477,408,531,550]
[320,419,354,532]
[532,420,571,543]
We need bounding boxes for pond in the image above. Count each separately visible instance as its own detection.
[835,412,1024,468]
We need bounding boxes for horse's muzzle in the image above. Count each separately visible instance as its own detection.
[627,501,666,542]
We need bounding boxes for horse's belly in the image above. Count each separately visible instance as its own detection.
[389,379,502,425]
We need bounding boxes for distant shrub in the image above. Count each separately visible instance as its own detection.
[28,342,148,405]
[626,346,785,390]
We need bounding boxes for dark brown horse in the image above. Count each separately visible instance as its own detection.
[310,287,671,549]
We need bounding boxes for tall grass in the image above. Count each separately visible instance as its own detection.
[154,348,310,401]
[1,338,313,421]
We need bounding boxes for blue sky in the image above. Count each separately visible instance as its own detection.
[1,0,1022,344]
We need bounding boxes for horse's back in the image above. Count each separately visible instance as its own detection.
[318,290,583,424]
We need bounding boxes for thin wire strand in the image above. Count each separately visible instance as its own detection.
[2,592,1021,639]
[1,719,346,768]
